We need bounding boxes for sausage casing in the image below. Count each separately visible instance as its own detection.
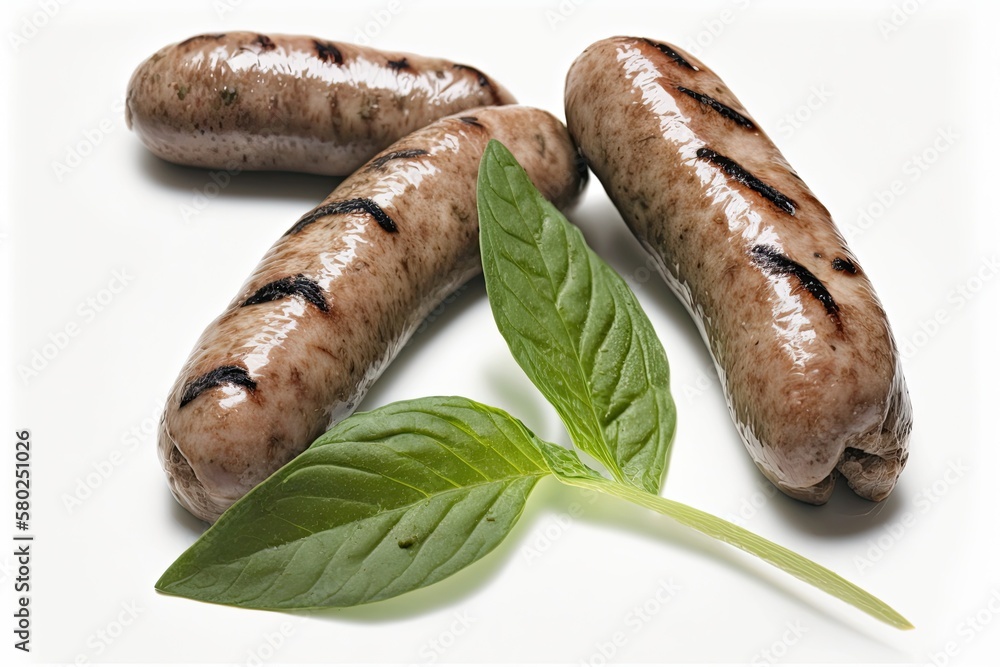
[126,32,516,175]
[158,106,586,522]
[565,37,911,503]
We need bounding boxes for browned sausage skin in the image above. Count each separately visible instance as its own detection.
[565,37,911,504]
[158,106,586,522]
[126,32,516,176]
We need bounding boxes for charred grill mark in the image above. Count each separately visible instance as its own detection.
[832,257,858,274]
[255,34,276,50]
[386,57,410,70]
[696,148,796,215]
[676,86,755,129]
[642,39,698,70]
[453,63,506,102]
[367,148,430,170]
[180,366,256,408]
[288,198,398,235]
[750,245,841,323]
[313,40,343,65]
[241,275,328,312]
[178,33,226,48]
[453,63,490,87]
[459,116,484,128]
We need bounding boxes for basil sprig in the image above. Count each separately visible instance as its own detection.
[157,141,911,630]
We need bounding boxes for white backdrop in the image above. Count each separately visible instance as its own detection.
[2,0,998,665]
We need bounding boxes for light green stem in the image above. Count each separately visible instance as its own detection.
[558,473,914,630]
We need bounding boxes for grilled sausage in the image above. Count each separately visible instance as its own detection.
[158,106,587,522]
[126,32,516,176]
[565,37,911,503]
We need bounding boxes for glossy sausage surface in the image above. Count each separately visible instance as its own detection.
[126,32,516,175]
[565,37,911,503]
[159,106,586,522]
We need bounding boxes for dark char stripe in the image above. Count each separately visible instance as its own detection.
[368,148,430,170]
[453,63,490,87]
[677,86,755,129]
[288,198,398,235]
[750,245,840,322]
[832,257,858,274]
[241,274,328,312]
[180,366,256,408]
[459,116,483,128]
[643,39,698,70]
[255,34,276,50]
[313,40,343,65]
[696,148,796,215]
[386,57,410,70]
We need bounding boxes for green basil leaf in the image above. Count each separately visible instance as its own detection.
[478,139,676,494]
[156,397,549,609]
